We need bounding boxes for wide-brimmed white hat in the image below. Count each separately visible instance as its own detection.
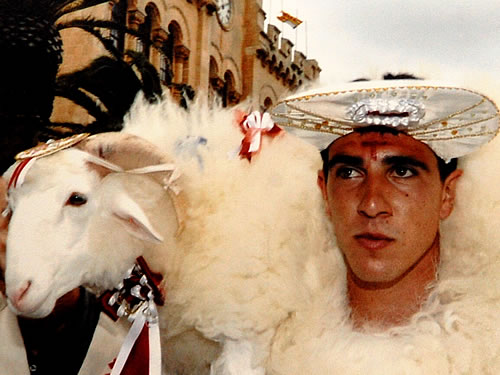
[270,80,500,161]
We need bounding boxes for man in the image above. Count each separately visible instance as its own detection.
[268,79,500,374]
[317,125,462,328]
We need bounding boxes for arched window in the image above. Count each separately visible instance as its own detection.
[208,57,223,106]
[111,0,127,52]
[165,22,189,84]
[137,4,157,58]
[223,70,239,107]
[209,57,219,81]
[160,54,172,85]
[263,97,273,111]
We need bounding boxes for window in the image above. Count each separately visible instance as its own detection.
[110,0,127,52]
[160,54,172,84]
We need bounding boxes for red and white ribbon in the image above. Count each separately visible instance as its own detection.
[4,158,37,216]
[109,302,162,375]
[238,111,282,161]
[7,158,37,191]
[103,257,165,375]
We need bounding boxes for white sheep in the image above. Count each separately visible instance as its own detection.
[3,97,342,374]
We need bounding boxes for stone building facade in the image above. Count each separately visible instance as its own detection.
[54,0,320,123]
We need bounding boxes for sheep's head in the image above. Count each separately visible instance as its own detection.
[3,133,184,318]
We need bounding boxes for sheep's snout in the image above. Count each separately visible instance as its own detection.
[6,279,54,317]
[8,279,32,311]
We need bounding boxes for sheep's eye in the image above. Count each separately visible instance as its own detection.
[66,193,88,206]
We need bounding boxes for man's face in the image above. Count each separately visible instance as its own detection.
[318,131,461,284]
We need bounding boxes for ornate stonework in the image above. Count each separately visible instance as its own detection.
[54,0,320,122]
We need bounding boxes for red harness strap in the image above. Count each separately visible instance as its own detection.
[7,158,33,190]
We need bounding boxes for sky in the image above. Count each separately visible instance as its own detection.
[262,0,500,85]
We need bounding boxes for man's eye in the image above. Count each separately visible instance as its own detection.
[391,166,417,178]
[336,167,362,179]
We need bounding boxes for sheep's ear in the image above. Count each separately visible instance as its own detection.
[109,191,164,244]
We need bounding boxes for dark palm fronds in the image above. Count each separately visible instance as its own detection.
[54,0,110,19]
[57,18,143,60]
[46,51,163,139]
[0,0,108,170]
[0,0,108,18]
[0,0,178,169]
[44,17,166,137]
[55,55,151,123]
[124,50,163,103]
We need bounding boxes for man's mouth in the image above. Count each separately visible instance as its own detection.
[354,233,394,250]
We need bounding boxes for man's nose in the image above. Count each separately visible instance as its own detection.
[357,176,392,218]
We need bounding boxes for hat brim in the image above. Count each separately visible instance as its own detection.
[271,80,499,161]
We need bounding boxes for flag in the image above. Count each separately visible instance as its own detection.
[277,11,302,29]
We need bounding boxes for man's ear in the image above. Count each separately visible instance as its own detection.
[317,170,331,216]
[440,169,463,219]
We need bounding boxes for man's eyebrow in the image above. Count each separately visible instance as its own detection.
[325,154,364,172]
[382,155,430,171]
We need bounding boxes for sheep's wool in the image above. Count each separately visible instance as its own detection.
[122,88,500,374]
[123,97,342,373]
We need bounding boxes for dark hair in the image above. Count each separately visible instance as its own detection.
[382,72,422,80]
[436,157,458,181]
[351,73,421,83]
[320,126,458,183]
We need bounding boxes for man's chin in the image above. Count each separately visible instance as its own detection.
[347,263,403,288]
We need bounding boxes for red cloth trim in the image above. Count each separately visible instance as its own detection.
[120,323,150,375]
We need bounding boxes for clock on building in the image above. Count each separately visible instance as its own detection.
[215,0,233,30]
